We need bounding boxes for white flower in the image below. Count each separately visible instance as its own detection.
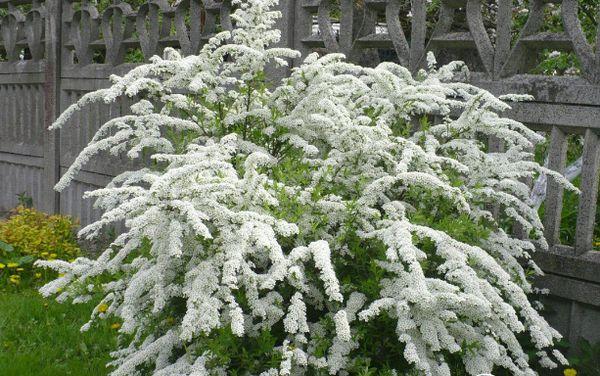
[38,0,572,374]
[333,310,351,341]
[548,50,561,59]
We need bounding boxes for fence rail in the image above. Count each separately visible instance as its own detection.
[0,0,599,345]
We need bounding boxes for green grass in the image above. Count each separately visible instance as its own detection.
[0,289,116,376]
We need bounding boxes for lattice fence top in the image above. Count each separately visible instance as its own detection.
[0,0,598,83]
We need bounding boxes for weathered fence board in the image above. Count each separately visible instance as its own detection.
[0,0,599,347]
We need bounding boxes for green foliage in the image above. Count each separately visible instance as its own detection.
[124,48,145,63]
[565,338,600,376]
[512,1,598,75]
[532,51,581,76]
[0,206,81,289]
[16,192,33,209]
[201,328,283,374]
[535,136,600,250]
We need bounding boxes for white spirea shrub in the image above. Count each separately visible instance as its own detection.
[39,0,576,375]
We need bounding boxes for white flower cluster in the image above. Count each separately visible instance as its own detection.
[39,0,576,375]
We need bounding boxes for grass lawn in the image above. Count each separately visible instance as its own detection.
[0,289,116,376]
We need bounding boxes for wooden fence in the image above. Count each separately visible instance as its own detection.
[0,0,599,346]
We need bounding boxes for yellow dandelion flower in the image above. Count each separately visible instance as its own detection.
[9,275,20,285]
[0,263,5,269]
[564,369,577,376]
[34,272,42,278]
[97,303,109,313]
[7,263,18,268]
[111,323,121,330]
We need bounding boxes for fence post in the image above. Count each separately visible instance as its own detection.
[264,0,295,83]
[42,0,62,214]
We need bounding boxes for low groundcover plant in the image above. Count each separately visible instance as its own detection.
[0,205,80,287]
[38,0,577,374]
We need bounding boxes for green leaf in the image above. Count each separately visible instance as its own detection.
[78,341,89,355]
[17,255,35,265]
[0,240,14,253]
